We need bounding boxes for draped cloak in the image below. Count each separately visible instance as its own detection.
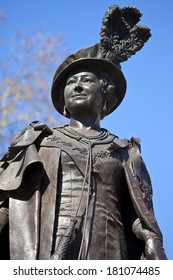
[0,122,164,259]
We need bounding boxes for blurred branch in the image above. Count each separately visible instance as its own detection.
[0,11,68,156]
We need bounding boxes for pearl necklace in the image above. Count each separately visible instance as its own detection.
[64,125,109,141]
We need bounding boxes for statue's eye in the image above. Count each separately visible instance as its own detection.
[83,78,92,83]
[66,79,75,85]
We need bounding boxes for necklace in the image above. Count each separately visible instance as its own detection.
[64,125,109,141]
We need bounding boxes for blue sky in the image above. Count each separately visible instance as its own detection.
[0,0,173,259]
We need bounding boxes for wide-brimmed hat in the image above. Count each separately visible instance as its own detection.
[51,5,151,118]
[51,44,126,118]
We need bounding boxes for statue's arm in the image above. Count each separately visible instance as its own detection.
[132,218,167,260]
[0,201,9,235]
[129,141,167,259]
[121,138,167,259]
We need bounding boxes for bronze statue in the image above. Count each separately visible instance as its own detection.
[0,5,167,260]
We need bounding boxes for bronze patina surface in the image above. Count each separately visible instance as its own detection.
[0,5,167,260]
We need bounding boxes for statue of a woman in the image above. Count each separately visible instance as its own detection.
[0,5,167,260]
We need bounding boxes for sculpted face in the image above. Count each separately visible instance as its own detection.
[64,70,104,118]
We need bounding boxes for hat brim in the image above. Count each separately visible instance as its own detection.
[51,58,126,118]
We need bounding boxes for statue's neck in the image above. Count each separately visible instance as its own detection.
[69,115,101,133]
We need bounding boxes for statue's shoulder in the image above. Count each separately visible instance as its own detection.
[129,136,141,148]
[109,130,141,151]
[1,121,53,162]
[10,121,53,147]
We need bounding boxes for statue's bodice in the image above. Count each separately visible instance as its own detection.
[53,130,129,259]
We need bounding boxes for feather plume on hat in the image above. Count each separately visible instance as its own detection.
[100,5,151,63]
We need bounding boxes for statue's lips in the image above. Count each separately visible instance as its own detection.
[71,93,87,98]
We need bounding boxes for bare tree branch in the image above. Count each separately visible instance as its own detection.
[0,14,68,156]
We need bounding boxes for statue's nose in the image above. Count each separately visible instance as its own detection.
[74,81,83,91]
